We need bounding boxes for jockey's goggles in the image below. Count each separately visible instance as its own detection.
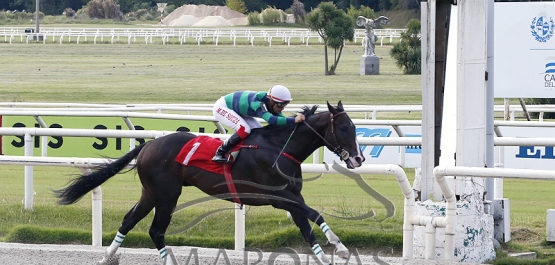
[274,101,289,108]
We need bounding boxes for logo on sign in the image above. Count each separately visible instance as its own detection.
[356,128,392,158]
[530,16,554,43]
[544,57,555,89]
[515,146,555,159]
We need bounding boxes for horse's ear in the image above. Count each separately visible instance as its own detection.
[337,101,344,111]
[327,101,338,114]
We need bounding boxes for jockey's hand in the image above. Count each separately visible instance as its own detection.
[295,113,306,123]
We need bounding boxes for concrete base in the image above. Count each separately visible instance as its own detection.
[413,200,496,264]
[360,55,380,75]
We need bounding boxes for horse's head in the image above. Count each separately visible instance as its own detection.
[299,102,365,169]
[324,101,365,169]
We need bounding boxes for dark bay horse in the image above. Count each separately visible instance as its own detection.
[54,101,365,265]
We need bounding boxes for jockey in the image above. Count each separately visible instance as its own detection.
[212,85,306,163]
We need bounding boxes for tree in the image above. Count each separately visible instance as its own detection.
[84,0,123,20]
[389,18,421,74]
[226,0,247,14]
[290,0,305,24]
[307,2,355,75]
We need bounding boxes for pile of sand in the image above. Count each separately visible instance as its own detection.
[163,4,247,27]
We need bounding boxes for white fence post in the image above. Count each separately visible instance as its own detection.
[80,167,103,247]
[24,133,34,210]
[92,186,103,247]
[234,203,245,251]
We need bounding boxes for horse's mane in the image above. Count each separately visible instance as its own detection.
[299,105,319,118]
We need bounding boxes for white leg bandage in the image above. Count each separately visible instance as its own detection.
[160,247,177,265]
[312,244,331,264]
[106,231,126,255]
[320,222,340,245]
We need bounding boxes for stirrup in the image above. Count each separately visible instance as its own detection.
[212,154,232,164]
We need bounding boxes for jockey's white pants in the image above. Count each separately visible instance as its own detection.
[213,97,261,137]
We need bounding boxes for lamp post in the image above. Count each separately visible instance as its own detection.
[35,0,39,34]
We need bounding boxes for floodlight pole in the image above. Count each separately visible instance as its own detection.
[35,0,39,34]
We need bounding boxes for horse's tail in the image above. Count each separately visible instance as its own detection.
[54,143,146,205]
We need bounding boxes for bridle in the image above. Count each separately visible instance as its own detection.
[303,111,351,161]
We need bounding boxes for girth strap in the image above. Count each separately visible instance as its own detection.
[223,163,242,204]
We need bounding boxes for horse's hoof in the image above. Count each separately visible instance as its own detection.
[96,253,120,265]
[317,253,331,265]
[335,243,350,259]
[336,249,350,259]
[163,247,179,265]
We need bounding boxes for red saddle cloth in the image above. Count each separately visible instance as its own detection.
[174,135,244,174]
[175,135,252,204]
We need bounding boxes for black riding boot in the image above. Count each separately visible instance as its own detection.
[212,132,243,163]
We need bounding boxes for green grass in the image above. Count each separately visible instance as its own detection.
[0,43,420,105]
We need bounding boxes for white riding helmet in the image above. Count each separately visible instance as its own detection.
[267,85,292,102]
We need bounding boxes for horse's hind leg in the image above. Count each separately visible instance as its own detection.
[149,189,182,265]
[98,192,155,265]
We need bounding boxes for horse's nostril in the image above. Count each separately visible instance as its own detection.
[356,157,364,164]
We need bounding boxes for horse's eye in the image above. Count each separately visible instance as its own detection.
[339,125,349,132]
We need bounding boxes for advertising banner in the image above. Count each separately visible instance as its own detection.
[1,116,221,157]
[494,2,555,98]
[497,126,555,170]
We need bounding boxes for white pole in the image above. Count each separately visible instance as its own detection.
[425,223,436,259]
[92,186,102,247]
[234,203,245,251]
[24,133,34,210]
[35,0,40,34]
[421,0,440,201]
[485,0,495,202]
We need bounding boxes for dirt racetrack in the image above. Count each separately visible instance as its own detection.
[0,242,482,265]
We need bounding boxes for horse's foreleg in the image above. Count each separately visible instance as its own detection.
[273,191,350,262]
[294,193,350,260]
[291,210,349,264]
[319,222,350,259]
[289,212,331,264]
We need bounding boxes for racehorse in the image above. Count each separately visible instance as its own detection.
[54,101,365,265]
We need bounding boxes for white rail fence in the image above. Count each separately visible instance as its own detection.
[1,102,553,120]
[0,27,405,46]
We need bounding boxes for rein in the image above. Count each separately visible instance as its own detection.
[271,123,300,168]
[303,112,350,160]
